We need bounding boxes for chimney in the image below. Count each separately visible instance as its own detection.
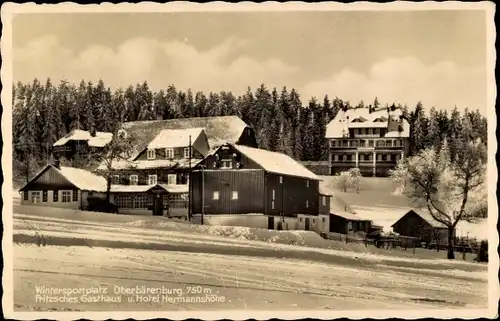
[54,159,60,169]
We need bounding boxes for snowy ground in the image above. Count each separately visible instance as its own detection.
[13,244,487,313]
[11,205,489,313]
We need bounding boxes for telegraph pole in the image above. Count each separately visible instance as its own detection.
[188,135,192,221]
[201,164,205,225]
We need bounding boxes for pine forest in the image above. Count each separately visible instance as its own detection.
[12,78,488,183]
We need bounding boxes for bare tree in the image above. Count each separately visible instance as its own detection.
[390,138,487,259]
[93,127,136,202]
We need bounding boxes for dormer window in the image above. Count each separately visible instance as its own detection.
[165,148,174,159]
[147,149,156,160]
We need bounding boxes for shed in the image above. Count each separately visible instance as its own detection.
[391,209,454,245]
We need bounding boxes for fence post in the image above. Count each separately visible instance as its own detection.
[413,243,416,254]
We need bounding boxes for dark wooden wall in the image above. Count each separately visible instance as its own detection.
[191,169,265,214]
[329,214,347,234]
[237,127,259,148]
[265,173,319,216]
[319,195,331,214]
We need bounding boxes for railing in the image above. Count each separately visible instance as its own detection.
[330,139,405,149]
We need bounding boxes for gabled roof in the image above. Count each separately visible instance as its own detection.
[391,209,448,228]
[19,165,108,192]
[325,107,410,139]
[147,127,205,149]
[53,129,113,147]
[229,144,320,181]
[120,116,251,160]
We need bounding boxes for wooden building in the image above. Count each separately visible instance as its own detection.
[190,143,321,228]
[326,212,372,234]
[19,163,189,216]
[325,106,411,177]
[52,129,113,160]
[104,127,210,186]
[18,163,108,210]
[104,115,258,186]
[391,209,454,246]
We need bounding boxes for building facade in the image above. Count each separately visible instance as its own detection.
[325,106,411,177]
[52,129,113,160]
[190,143,321,221]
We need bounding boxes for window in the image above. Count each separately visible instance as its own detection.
[360,154,365,161]
[148,175,157,185]
[299,217,303,222]
[369,140,374,147]
[168,193,188,208]
[221,160,232,169]
[331,140,336,147]
[378,154,382,161]
[147,149,156,160]
[322,217,326,223]
[322,196,326,206]
[129,175,138,185]
[395,154,400,162]
[167,174,177,185]
[271,201,275,210]
[165,148,174,159]
[31,191,41,203]
[400,139,403,147]
[183,147,191,159]
[133,194,151,209]
[272,189,275,200]
[115,195,132,208]
[42,190,48,202]
[23,191,28,201]
[387,154,392,161]
[232,191,238,200]
[306,200,309,208]
[279,176,283,184]
[313,219,315,223]
[73,189,78,201]
[62,190,71,203]
[213,191,219,200]
[334,154,339,161]
[112,175,119,185]
[53,190,59,202]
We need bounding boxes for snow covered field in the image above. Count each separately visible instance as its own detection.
[10,204,489,313]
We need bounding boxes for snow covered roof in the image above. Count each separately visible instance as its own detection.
[53,129,113,147]
[106,158,202,170]
[332,211,370,221]
[325,107,410,139]
[392,209,448,228]
[148,128,205,149]
[110,184,189,194]
[158,184,189,194]
[58,166,108,192]
[230,144,320,181]
[319,185,332,196]
[120,116,251,160]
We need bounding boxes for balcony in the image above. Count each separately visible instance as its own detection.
[330,138,406,149]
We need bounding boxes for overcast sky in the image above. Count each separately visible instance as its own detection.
[13,10,489,114]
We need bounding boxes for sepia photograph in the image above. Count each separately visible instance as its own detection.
[1,2,498,319]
